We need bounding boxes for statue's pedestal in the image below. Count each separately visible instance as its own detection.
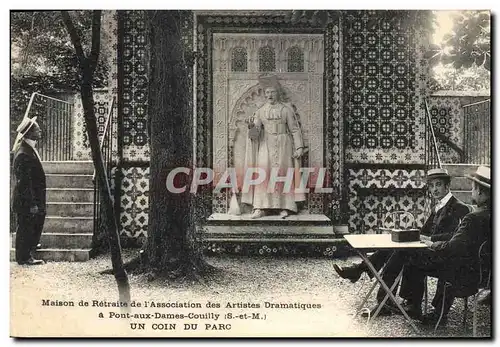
[197,213,349,244]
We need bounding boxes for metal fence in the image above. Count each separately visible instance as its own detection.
[463,99,491,165]
[424,99,442,170]
[23,92,74,161]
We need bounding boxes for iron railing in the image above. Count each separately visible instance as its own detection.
[93,97,116,247]
[424,98,442,170]
[21,92,74,161]
[463,99,491,165]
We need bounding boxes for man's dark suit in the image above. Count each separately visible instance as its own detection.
[368,195,470,304]
[12,140,46,263]
[402,206,491,309]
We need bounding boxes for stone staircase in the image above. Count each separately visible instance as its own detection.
[11,161,94,262]
[443,163,479,205]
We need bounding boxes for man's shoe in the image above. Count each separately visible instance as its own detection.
[478,290,491,306]
[361,304,393,318]
[18,258,45,265]
[421,309,448,326]
[36,243,42,249]
[333,264,362,283]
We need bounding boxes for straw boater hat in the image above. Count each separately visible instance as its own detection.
[426,168,451,181]
[466,166,490,189]
[12,117,38,152]
[16,116,38,136]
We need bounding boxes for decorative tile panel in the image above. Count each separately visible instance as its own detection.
[325,22,343,223]
[348,190,428,234]
[343,11,429,164]
[119,167,150,238]
[121,10,150,162]
[72,90,118,161]
[347,168,429,233]
[427,96,463,163]
[347,168,426,189]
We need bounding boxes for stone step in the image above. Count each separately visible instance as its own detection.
[452,190,473,205]
[47,188,94,203]
[442,164,479,177]
[11,233,93,249]
[10,248,91,262]
[46,174,94,189]
[44,216,94,233]
[42,161,94,175]
[450,177,473,191]
[46,202,94,217]
[201,213,342,243]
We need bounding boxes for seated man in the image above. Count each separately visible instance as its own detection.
[333,168,470,316]
[400,166,491,325]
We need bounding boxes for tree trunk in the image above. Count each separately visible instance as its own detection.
[144,10,203,276]
[81,70,130,303]
[62,10,130,305]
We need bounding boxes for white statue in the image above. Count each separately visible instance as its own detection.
[241,75,306,219]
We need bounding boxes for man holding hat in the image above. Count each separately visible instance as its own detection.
[11,117,46,265]
[400,165,491,325]
[333,167,470,317]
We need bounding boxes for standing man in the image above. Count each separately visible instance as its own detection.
[333,168,470,316]
[402,165,491,325]
[12,117,46,265]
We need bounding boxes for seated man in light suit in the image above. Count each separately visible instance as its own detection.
[333,168,471,317]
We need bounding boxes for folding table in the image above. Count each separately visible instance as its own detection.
[344,234,428,334]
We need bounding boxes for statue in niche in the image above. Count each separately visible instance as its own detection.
[241,75,306,219]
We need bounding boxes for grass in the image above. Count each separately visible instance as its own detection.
[10,249,492,338]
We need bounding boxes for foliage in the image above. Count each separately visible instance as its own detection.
[10,11,109,145]
[427,11,490,71]
[11,11,109,83]
[431,63,490,91]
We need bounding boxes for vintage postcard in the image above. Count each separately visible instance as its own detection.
[9,9,491,338]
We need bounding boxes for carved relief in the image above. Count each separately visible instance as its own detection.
[212,33,325,214]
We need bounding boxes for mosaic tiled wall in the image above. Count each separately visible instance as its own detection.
[427,96,463,163]
[114,11,151,240]
[343,11,430,164]
[118,167,150,238]
[72,90,117,160]
[347,168,429,234]
[121,10,150,161]
[113,11,435,240]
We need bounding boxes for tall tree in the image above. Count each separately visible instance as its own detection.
[10,11,108,149]
[136,10,210,279]
[427,11,490,71]
[432,63,490,91]
[61,10,130,304]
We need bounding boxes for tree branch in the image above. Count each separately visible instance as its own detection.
[60,11,85,63]
[89,10,102,72]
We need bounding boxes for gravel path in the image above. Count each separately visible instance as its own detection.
[10,250,491,338]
